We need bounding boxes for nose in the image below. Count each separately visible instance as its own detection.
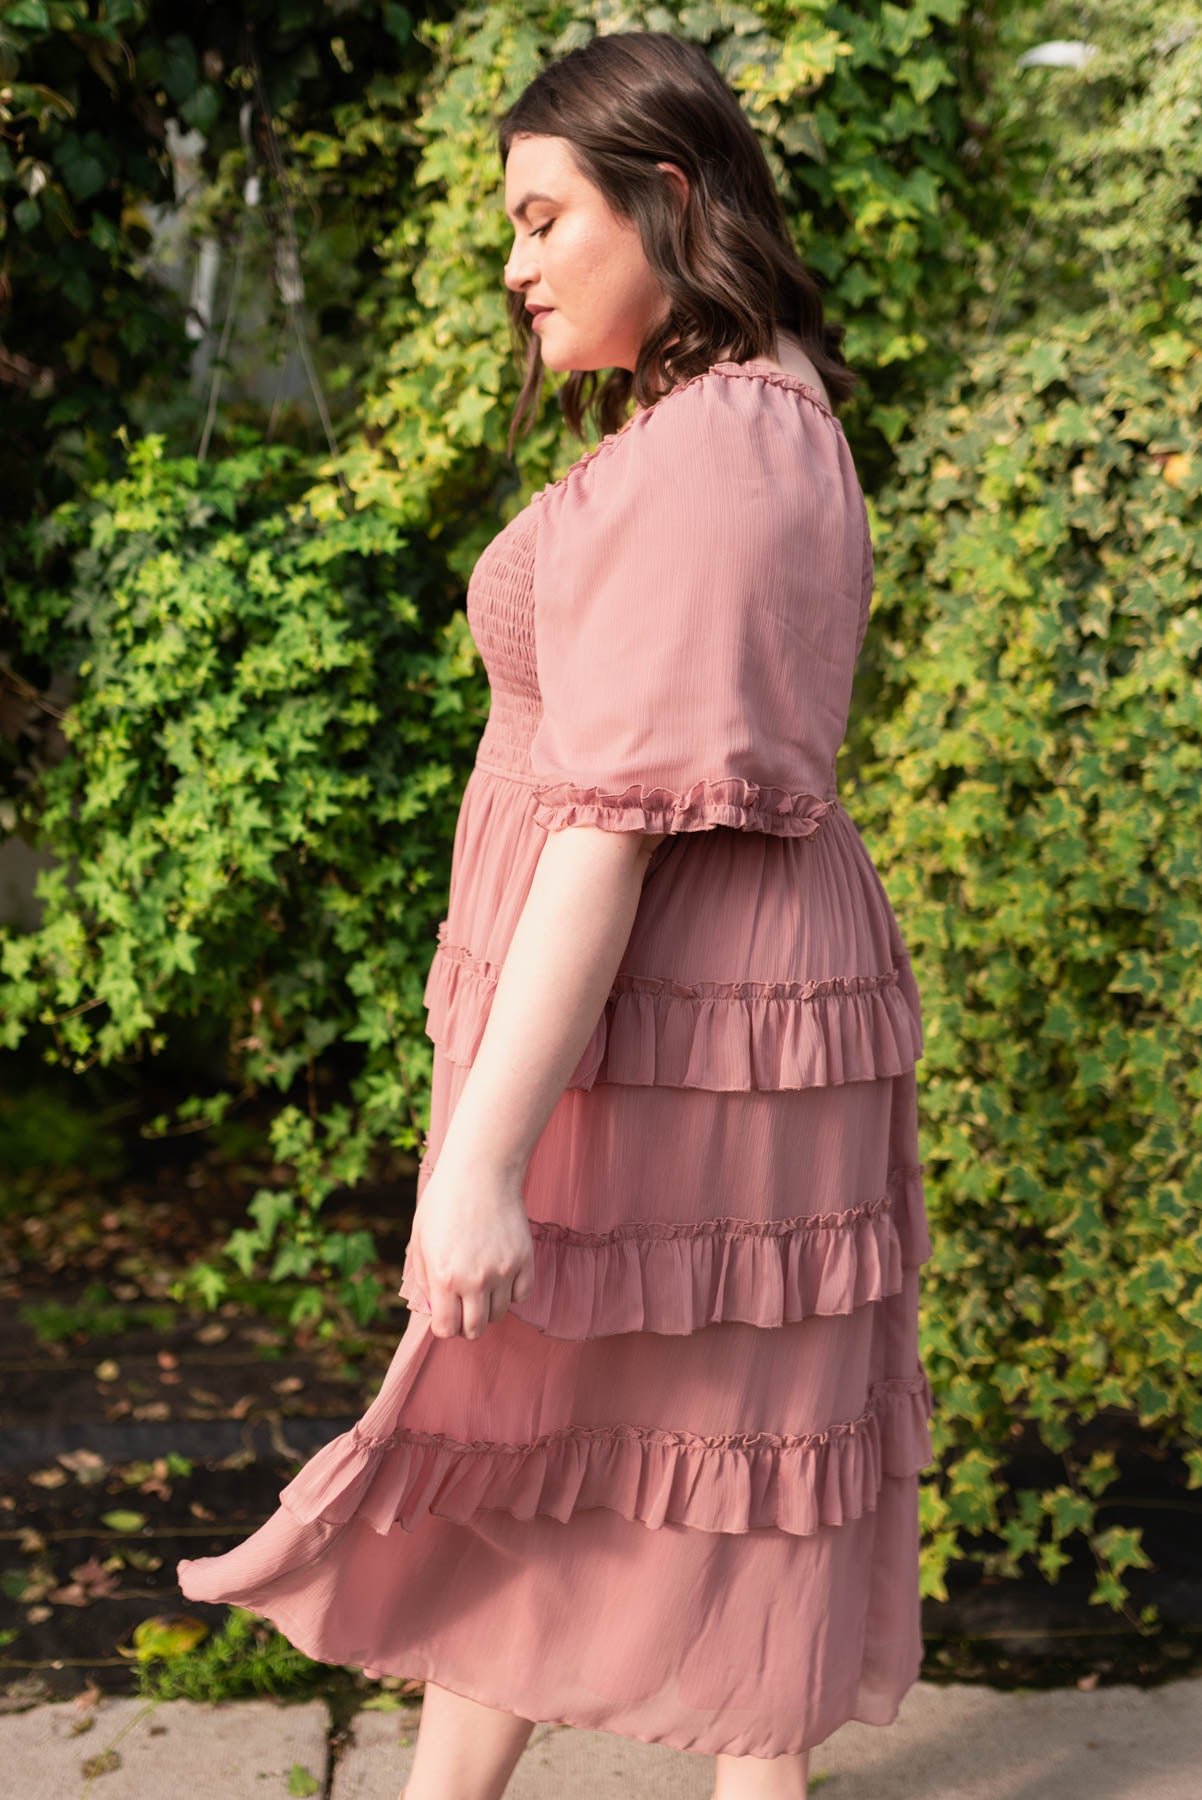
[503,236,540,294]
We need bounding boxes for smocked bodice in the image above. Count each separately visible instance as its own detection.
[465,505,543,779]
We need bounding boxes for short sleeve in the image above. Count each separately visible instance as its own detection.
[528,369,865,838]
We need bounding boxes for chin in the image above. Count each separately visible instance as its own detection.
[536,331,600,376]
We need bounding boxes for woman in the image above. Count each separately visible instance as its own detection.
[178,31,935,1800]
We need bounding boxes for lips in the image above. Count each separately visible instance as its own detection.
[527,305,553,318]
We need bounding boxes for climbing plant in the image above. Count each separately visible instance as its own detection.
[849,0,1202,1620]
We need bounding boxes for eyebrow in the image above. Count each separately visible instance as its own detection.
[504,190,558,223]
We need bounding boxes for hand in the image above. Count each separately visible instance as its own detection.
[402,1148,536,1341]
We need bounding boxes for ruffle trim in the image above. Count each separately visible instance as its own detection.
[531,779,837,838]
[708,361,841,420]
[276,1368,935,1539]
[423,928,924,1091]
[399,1162,932,1338]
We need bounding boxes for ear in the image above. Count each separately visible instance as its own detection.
[656,160,690,212]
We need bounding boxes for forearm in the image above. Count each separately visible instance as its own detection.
[430,826,664,1180]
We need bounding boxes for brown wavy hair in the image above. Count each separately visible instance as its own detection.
[497,30,857,456]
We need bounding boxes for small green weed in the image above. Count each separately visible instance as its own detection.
[137,1606,329,1702]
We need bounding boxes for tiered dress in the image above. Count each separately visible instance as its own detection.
[176,358,936,1760]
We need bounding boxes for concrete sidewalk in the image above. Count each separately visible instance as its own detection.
[7,1674,1202,1798]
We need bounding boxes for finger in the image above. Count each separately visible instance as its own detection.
[510,1259,536,1304]
[460,1289,490,1340]
[486,1284,509,1327]
[430,1285,462,1340]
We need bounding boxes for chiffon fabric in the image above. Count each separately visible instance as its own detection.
[176,360,935,1759]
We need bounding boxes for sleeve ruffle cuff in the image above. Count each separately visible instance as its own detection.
[531,777,837,838]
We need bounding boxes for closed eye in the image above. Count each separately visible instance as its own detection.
[531,220,553,239]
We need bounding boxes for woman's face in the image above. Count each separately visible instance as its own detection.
[503,132,680,376]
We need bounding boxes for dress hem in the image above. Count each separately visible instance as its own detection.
[180,1567,924,1760]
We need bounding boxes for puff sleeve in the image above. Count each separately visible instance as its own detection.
[528,369,866,838]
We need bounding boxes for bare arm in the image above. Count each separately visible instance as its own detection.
[449,822,667,1171]
[405,824,668,1338]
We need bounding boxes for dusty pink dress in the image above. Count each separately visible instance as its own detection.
[176,359,935,1759]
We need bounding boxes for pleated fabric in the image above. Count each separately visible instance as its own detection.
[177,360,936,1759]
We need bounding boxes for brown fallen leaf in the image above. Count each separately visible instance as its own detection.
[81,1750,121,1777]
[58,1449,108,1483]
[50,1558,121,1606]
